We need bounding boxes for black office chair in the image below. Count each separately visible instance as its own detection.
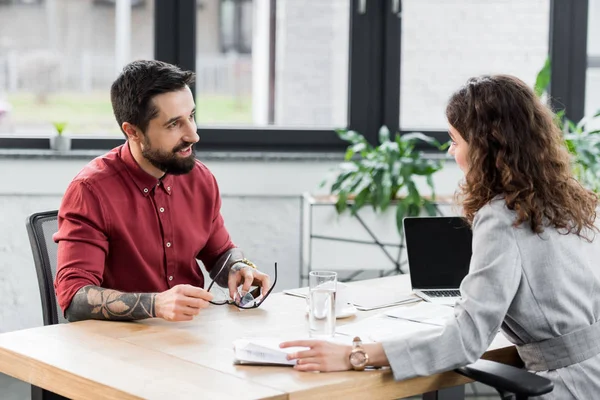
[26,210,69,400]
[455,359,553,400]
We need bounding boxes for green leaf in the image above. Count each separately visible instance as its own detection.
[426,175,436,201]
[330,170,355,192]
[378,125,391,144]
[336,129,364,145]
[423,200,437,216]
[344,142,367,161]
[350,188,370,215]
[335,192,348,214]
[53,121,67,136]
[401,132,441,148]
[395,198,410,236]
[534,57,551,97]
[380,171,393,211]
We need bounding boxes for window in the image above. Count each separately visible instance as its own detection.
[399,0,549,131]
[587,0,600,120]
[0,0,154,137]
[195,0,349,128]
[219,0,252,54]
[0,0,590,152]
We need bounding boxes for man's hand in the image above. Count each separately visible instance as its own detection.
[155,284,214,321]
[228,263,271,302]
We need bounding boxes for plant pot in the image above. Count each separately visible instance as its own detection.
[50,135,71,152]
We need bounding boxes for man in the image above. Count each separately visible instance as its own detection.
[53,60,270,322]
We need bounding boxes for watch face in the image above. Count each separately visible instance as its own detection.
[350,351,367,366]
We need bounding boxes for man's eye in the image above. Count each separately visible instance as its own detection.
[169,121,178,128]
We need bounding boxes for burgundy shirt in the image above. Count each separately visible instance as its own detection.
[53,142,235,313]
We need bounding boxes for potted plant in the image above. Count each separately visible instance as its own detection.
[322,126,447,235]
[534,58,600,192]
[50,121,70,152]
[563,112,600,192]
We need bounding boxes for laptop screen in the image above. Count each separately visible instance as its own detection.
[403,217,472,289]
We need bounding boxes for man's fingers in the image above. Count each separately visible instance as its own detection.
[179,284,214,301]
[183,297,209,310]
[259,276,271,297]
[241,270,254,294]
[228,275,240,301]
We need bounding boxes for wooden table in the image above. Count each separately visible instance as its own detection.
[0,276,519,400]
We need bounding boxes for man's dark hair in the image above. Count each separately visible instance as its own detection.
[111,60,195,137]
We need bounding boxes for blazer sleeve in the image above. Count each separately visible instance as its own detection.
[381,204,522,380]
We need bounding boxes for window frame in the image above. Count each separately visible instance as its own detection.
[0,0,590,152]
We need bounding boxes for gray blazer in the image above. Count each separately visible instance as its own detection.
[382,198,600,399]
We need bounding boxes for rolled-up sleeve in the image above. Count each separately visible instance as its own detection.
[196,172,236,273]
[53,180,109,313]
[382,205,522,380]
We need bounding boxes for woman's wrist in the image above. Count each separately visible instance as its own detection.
[363,343,390,367]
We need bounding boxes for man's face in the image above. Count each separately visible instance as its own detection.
[141,86,199,175]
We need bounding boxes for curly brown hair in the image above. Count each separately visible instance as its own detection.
[446,75,598,238]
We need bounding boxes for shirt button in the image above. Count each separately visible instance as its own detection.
[143,188,149,193]
[167,186,171,191]
[166,242,171,247]
[159,207,165,213]
[168,275,173,281]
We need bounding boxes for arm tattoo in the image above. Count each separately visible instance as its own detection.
[65,285,156,322]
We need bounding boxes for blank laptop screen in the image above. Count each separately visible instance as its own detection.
[403,217,472,289]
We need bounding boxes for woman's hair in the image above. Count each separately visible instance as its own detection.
[446,74,598,238]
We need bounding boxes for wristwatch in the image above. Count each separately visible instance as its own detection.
[349,336,369,371]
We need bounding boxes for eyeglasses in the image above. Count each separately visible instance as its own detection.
[206,256,278,309]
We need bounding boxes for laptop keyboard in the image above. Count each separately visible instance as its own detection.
[426,290,461,298]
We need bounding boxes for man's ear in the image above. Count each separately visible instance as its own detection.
[122,122,142,143]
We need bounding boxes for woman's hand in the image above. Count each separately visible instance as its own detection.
[280,340,353,372]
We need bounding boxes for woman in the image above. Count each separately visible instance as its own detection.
[280,75,600,399]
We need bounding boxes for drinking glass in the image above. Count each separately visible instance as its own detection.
[308,271,337,338]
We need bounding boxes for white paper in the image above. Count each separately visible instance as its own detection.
[336,314,441,342]
[384,301,455,326]
[283,286,421,310]
[233,338,302,366]
[233,336,353,366]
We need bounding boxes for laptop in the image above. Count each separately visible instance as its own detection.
[403,216,472,306]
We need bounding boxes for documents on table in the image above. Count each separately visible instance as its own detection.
[383,301,455,326]
[233,338,300,366]
[335,302,454,342]
[283,286,420,310]
[336,314,442,342]
[233,336,353,366]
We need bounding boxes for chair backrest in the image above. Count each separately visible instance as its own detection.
[25,210,68,325]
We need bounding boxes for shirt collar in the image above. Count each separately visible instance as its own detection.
[119,141,174,196]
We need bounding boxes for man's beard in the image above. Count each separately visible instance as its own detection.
[141,136,196,175]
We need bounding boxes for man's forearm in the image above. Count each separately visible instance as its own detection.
[65,285,156,322]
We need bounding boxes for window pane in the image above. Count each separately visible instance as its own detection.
[587,0,600,119]
[195,0,349,128]
[0,0,154,136]
[400,0,549,131]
